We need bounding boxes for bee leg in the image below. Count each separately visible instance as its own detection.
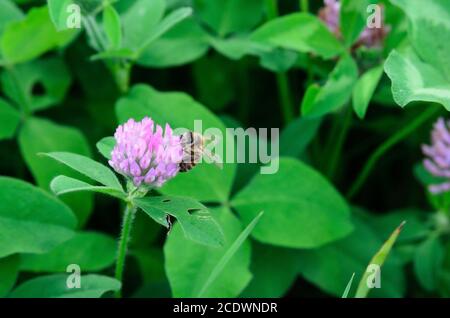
[166,215,173,235]
[203,148,223,169]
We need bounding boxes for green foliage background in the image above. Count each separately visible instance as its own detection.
[0,0,449,298]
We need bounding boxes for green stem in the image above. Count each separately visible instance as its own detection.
[298,0,314,86]
[110,61,131,94]
[326,106,353,180]
[265,0,295,124]
[87,15,108,51]
[83,15,130,93]
[265,0,278,18]
[237,60,251,124]
[83,17,102,52]
[346,106,440,199]
[276,72,295,124]
[300,0,309,12]
[114,203,136,298]
[321,111,341,171]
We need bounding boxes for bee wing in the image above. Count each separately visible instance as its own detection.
[203,148,223,170]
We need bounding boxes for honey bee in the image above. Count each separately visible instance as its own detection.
[179,131,222,172]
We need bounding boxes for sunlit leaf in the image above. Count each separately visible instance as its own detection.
[121,0,165,50]
[385,48,450,110]
[0,0,23,35]
[1,6,76,64]
[340,0,371,47]
[103,4,122,49]
[251,13,344,59]
[137,18,209,68]
[96,136,115,160]
[193,0,264,37]
[353,65,384,119]
[302,54,358,117]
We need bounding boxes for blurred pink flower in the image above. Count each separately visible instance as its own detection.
[422,118,450,194]
[319,0,341,37]
[319,0,389,48]
[109,117,183,188]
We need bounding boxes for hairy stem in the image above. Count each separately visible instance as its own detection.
[114,203,136,298]
[346,106,440,199]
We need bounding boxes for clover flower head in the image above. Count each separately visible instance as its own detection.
[109,117,183,188]
[422,118,450,194]
[319,0,341,37]
[319,0,389,48]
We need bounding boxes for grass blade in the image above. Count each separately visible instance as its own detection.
[355,221,406,298]
[342,272,355,298]
[197,211,264,297]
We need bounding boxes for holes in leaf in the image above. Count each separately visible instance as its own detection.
[31,82,46,97]
[162,199,171,203]
[187,208,202,214]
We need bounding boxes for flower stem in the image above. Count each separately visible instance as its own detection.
[298,0,314,86]
[114,202,136,298]
[276,72,295,124]
[346,106,441,199]
[110,61,132,94]
[325,106,353,180]
[83,16,130,93]
[300,0,309,12]
[265,0,295,124]
[265,0,278,18]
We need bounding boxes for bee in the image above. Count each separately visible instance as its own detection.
[179,131,222,172]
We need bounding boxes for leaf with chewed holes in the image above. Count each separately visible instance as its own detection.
[134,196,224,247]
